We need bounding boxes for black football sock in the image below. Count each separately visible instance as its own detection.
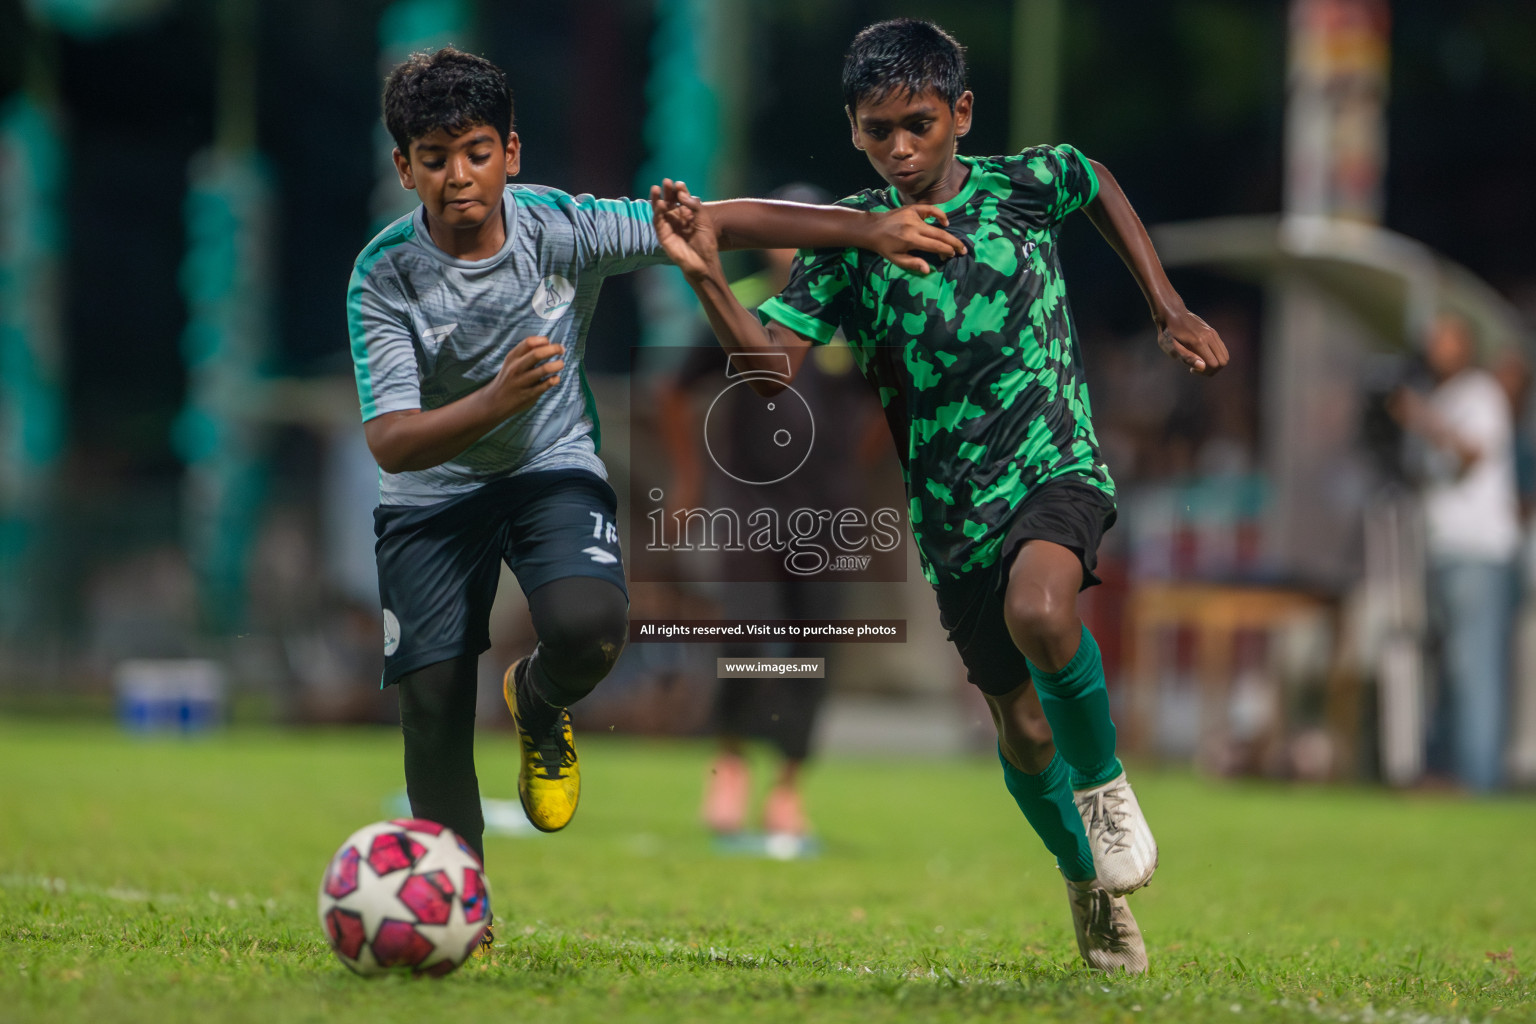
[398,655,485,862]
[514,653,560,736]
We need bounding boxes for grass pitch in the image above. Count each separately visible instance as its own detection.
[1,718,1532,1023]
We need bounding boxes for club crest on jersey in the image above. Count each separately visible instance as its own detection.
[532,274,575,320]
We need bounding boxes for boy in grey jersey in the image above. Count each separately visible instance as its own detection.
[351,184,661,505]
[350,47,966,921]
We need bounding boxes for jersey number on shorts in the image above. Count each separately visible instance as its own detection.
[583,512,620,564]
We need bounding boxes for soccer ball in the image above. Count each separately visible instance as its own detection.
[317,818,491,976]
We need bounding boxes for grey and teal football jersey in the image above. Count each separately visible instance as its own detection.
[757,145,1114,584]
[348,184,666,505]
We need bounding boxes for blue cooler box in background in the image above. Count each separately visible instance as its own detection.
[114,659,226,733]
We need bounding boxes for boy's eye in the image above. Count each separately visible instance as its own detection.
[909,120,933,134]
[866,128,889,141]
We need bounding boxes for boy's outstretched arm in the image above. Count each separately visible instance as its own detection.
[669,179,966,276]
[1082,160,1229,376]
[650,182,814,395]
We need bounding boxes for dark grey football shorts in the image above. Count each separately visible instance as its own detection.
[373,469,627,686]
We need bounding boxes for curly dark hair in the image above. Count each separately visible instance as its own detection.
[382,46,514,155]
[842,19,967,115]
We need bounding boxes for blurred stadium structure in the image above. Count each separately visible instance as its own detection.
[0,0,1533,787]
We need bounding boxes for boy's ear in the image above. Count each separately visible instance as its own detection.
[845,105,865,151]
[503,131,521,178]
[953,91,974,139]
[392,147,416,191]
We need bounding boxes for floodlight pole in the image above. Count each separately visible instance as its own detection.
[1266,0,1392,588]
[1271,0,1399,780]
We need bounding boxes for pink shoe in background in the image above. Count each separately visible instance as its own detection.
[762,782,808,837]
[702,754,749,834]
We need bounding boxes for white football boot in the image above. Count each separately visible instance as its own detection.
[1072,772,1158,896]
[1064,876,1148,975]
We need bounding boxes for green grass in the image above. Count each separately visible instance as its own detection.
[1,719,1532,1023]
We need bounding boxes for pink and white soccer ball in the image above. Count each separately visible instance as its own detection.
[318,818,491,976]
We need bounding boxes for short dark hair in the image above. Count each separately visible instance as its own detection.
[842,19,967,115]
[382,46,514,155]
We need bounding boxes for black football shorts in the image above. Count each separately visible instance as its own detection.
[373,469,627,686]
[934,476,1117,696]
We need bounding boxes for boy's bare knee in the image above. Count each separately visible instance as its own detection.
[1004,584,1075,649]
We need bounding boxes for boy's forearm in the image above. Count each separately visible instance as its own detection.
[365,391,502,474]
[688,263,783,354]
[682,264,809,392]
[705,199,870,253]
[1082,161,1185,323]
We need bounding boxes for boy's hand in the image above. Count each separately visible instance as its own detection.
[1156,305,1228,376]
[650,178,721,281]
[487,336,564,417]
[866,205,968,275]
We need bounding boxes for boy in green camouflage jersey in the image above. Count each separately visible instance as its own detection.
[651,20,1227,973]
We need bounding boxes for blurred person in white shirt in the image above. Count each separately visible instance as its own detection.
[1391,313,1522,791]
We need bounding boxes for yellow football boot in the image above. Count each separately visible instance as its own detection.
[503,658,580,832]
[471,923,495,960]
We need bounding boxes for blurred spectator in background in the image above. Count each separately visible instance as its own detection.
[656,183,874,839]
[1391,313,1522,791]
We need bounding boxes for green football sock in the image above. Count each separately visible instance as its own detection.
[1027,624,1123,790]
[998,747,1095,882]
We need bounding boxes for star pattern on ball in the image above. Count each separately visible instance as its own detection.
[319,820,491,976]
[327,827,423,944]
[411,826,484,879]
[413,885,485,972]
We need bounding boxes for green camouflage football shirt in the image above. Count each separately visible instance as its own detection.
[758,145,1115,585]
